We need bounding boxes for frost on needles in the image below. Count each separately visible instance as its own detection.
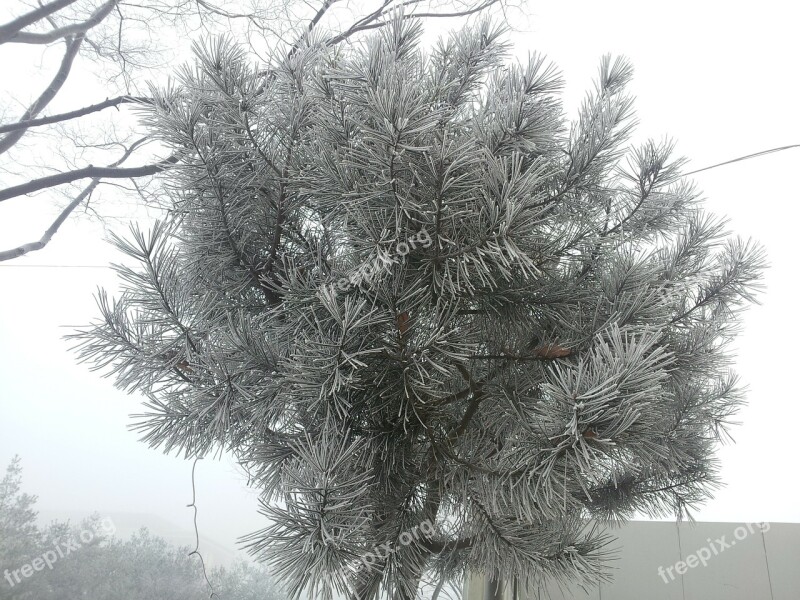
[71,15,766,600]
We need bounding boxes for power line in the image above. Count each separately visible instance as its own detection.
[683,144,800,176]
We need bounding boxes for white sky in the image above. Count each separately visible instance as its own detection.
[1,0,798,558]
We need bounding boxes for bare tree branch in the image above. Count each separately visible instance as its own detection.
[0,34,85,155]
[0,136,149,261]
[0,95,149,135]
[0,180,99,261]
[5,0,119,45]
[0,0,80,44]
[287,0,339,57]
[192,0,272,29]
[0,154,179,202]
[326,0,500,46]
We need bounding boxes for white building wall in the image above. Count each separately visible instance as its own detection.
[463,521,800,600]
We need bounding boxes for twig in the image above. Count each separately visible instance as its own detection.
[187,457,216,598]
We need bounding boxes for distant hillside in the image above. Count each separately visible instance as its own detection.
[37,509,243,567]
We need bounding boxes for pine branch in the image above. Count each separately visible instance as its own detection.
[69,19,765,599]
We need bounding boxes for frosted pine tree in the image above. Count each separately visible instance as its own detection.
[72,16,766,600]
